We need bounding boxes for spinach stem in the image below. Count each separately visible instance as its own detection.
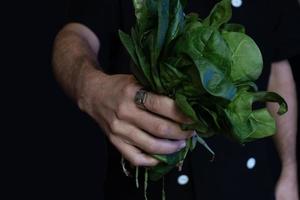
[162,176,166,200]
[135,166,139,188]
[144,169,149,200]
[196,135,215,161]
[121,156,130,176]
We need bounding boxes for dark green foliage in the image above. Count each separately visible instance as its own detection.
[120,0,287,181]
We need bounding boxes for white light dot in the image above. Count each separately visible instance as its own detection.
[247,157,256,169]
[177,175,189,185]
[231,0,243,8]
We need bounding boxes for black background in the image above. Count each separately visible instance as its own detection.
[4,1,300,199]
[5,1,105,199]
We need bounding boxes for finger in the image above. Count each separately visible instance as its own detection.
[109,134,159,167]
[121,105,194,140]
[111,120,187,155]
[143,92,192,124]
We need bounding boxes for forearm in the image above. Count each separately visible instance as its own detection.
[52,23,106,105]
[267,60,298,171]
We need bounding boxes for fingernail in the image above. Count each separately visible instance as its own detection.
[179,141,186,149]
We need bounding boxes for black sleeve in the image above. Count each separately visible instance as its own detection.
[66,0,121,71]
[272,0,300,62]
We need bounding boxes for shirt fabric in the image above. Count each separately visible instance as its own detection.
[67,0,300,199]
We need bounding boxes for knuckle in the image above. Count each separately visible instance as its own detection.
[145,141,158,153]
[147,95,160,110]
[124,131,135,143]
[123,83,136,98]
[156,123,170,135]
[116,103,129,119]
[110,118,120,134]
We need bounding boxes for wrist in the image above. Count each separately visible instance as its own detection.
[75,60,108,113]
[281,162,298,177]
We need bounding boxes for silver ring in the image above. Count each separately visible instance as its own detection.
[134,88,148,110]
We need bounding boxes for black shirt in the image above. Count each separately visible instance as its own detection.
[67,0,300,199]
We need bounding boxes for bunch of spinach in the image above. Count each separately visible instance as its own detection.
[119,0,287,182]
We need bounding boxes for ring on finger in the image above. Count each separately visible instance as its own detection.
[134,88,148,110]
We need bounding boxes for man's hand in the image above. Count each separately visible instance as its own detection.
[78,72,194,167]
[53,23,193,167]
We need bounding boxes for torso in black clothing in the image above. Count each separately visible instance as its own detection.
[67,0,300,199]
